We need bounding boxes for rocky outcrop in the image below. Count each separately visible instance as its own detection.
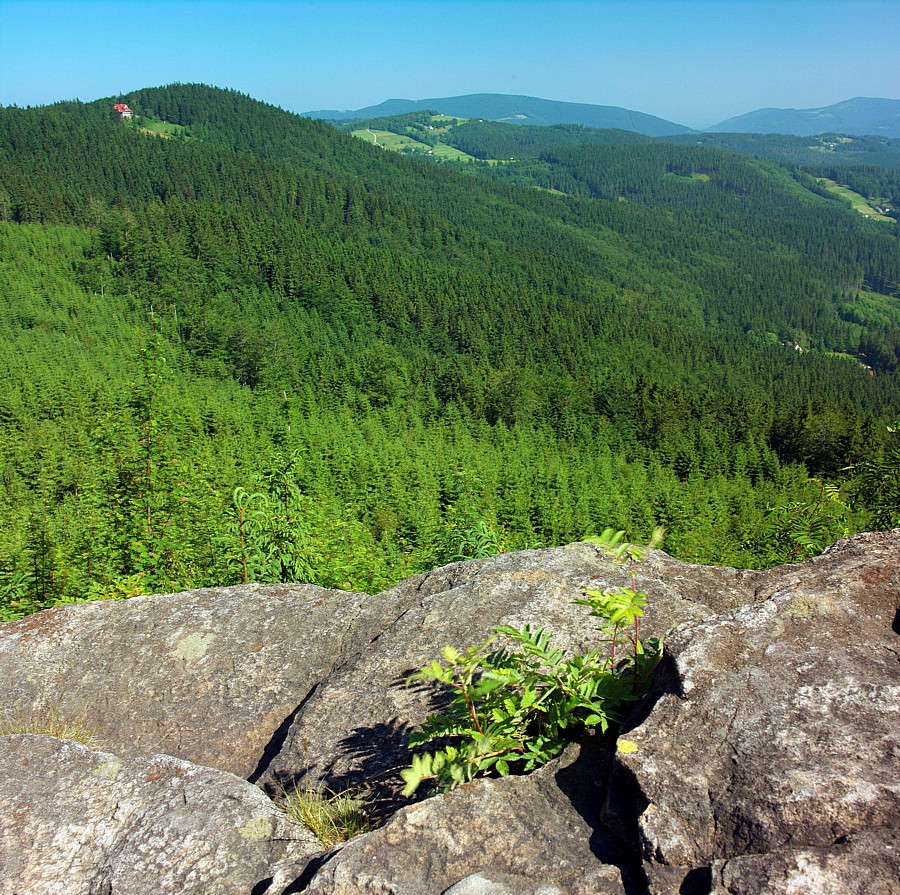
[0,531,897,893]
[0,542,738,799]
[303,742,630,895]
[260,533,900,818]
[0,583,411,777]
[710,828,900,894]
[0,734,320,894]
[606,531,900,894]
[260,542,742,803]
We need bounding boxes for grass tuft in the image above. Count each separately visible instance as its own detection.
[279,785,373,847]
[0,705,97,746]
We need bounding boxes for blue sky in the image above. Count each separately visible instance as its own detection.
[1,0,897,128]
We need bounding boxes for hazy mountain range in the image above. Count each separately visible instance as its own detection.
[306,94,694,136]
[707,97,900,137]
[306,94,900,138]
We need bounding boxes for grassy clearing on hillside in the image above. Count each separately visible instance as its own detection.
[136,118,187,139]
[351,129,429,152]
[664,171,711,183]
[430,142,477,161]
[425,115,466,137]
[817,178,894,222]
[823,349,872,369]
[348,113,485,162]
[351,127,478,161]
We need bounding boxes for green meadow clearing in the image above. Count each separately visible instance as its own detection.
[664,171,711,183]
[840,289,900,330]
[136,118,187,139]
[429,142,476,161]
[817,178,894,222]
[350,129,426,150]
[351,126,478,161]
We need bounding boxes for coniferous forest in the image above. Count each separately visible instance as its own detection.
[2,83,899,619]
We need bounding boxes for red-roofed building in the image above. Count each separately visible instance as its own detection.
[113,103,134,120]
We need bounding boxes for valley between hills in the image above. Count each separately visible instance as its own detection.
[1,83,899,618]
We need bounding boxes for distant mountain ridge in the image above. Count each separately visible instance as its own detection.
[708,97,900,137]
[307,93,900,139]
[304,93,694,137]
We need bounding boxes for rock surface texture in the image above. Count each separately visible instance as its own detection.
[0,531,897,894]
[0,735,320,895]
[608,531,900,894]
[303,743,630,895]
[261,542,740,802]
[0,583,409,777]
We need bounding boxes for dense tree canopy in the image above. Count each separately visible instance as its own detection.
[1,84,899,619]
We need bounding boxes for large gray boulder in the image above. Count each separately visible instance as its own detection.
[711,830,900,895]
[260,533,900,815]
[303,743,630,895]
[0,583,410,778]
[605,531,900,893]
[710,829,900,894]
[260,542,739,802]
[1,531,897,894]
[0,735,321,895]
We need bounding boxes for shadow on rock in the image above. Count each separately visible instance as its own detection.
[249,684,321,785]
[620,648,683,736]
[553,739,649,895]
[326,718,417,818]
[311,675,456,817]
[261,715,417,822]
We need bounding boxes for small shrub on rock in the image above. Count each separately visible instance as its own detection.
[401,529,664,796]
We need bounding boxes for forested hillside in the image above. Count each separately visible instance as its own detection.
[2,84,899,619]
[438,119,900,171]
[663,131,900,170]
[342,114,900,213]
